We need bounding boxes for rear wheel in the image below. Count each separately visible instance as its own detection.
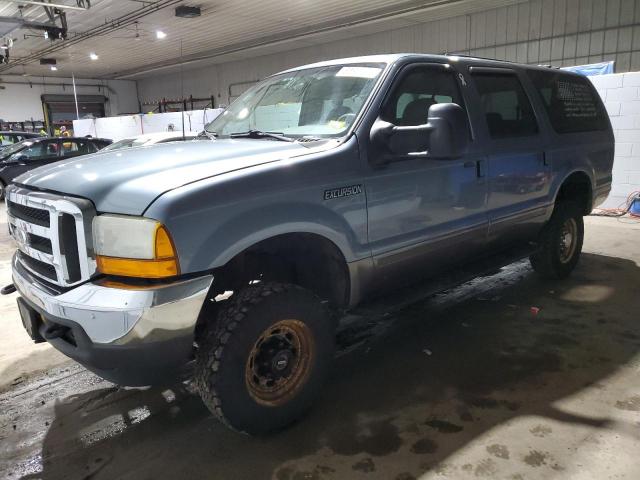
[530,201,584,279]
[195,282,335,435]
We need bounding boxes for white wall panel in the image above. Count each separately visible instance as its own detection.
[0,77,138,122]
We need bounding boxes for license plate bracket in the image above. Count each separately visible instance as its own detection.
[17,298,45,343]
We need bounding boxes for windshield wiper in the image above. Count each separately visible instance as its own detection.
[199,130,217,140]
[229,130,294,142]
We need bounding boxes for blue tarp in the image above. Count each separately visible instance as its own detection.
[562,61,615,76]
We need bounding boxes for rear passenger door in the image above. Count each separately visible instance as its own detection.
[468,67,551,248]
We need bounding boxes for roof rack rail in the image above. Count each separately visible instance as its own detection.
[537,64,560,69]
[443,52,508,62]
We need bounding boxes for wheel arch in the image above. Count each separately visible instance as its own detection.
[554,170,593,215]
[208,230,352,309]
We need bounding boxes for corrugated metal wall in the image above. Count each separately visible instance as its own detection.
[138,0,640,105]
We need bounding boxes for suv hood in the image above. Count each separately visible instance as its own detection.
[15,139,309,214]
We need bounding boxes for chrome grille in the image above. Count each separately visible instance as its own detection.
[7,201,51,227]
[6,186,97,287]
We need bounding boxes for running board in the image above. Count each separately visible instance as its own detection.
[348,243,536,320]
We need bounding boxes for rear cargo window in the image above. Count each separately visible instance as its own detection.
[472,72,539,139]
[527,70,608,134]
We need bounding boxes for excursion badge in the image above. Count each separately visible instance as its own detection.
[324,184,363,200]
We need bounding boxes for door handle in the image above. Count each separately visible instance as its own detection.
[464,160,485,178]
[542,152,549,166]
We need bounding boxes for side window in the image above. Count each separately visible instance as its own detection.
[1,134,17,146]
[20,142,49,160]
[61,140,91,157]
[382,67,465,126]
[472,72,538,139]
[527,70,608,134]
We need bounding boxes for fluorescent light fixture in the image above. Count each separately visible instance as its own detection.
[89,52,99,60]
[50,65,57,71]
[156,30,167,39]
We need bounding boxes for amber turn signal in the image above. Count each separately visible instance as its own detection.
[96,224,180,278]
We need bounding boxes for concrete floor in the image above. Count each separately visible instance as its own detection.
[0,201,639,480]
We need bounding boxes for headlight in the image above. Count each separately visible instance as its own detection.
[92,214,179,278]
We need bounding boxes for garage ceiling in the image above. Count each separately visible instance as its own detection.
[0,0,524,80]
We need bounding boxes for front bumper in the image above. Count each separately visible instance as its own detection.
[12,254,213,385]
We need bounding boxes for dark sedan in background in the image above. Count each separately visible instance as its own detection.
[0,131,41,153]
[0,137,111,199]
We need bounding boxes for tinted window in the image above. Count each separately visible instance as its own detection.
[61,139,92,157]
[473,73,538,139]
[382,67,465,126]
[0,134,19,146]
[19,141,58,160]
[527,70,608,134]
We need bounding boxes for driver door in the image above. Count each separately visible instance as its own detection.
[364,63,488,289]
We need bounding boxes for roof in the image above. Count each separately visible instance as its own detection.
[0,131,40,136]
[277,53,580,77]
[18,136,112,143]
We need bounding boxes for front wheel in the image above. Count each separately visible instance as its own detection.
[0,180,6,201]
[195,282,335,435]
[530,201,584,279]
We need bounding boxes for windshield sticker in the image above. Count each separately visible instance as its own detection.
[324,184,363,200]
[335,66,381,79]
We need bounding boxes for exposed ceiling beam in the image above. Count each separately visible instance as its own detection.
[0,0,182,73]
[2,0,88,11]
[0,17,55,28]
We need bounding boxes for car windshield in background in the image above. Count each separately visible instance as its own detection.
[1,140,32,158]
[101,138,138,151]
[204,63,386,139]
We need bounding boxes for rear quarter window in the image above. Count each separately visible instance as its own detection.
[527,70,608,134]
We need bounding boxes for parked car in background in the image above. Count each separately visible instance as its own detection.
[0,131,41,153]
[101,131,201,152]
[0,137,111,199]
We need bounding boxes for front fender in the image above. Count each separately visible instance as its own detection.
[188,202,363,270]
[144,137,369,274]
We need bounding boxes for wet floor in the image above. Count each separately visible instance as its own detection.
[1,217,640,480]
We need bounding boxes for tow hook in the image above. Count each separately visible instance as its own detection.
[1,284,16,295]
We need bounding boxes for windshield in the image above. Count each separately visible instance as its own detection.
[1,140,32,157]
[101,138,139,152]
[205,63,386,139]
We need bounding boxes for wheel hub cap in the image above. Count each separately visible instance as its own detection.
[245,319,315,407]
[559,218,578,264]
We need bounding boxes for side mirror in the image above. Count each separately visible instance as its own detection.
[370,103,469,164]
[7,153,26,164]
[426,103,469,159]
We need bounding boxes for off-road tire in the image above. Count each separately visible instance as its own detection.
[195,282,335,435]
[530,201,584,279]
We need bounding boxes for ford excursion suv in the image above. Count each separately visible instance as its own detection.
[2,54,613,434]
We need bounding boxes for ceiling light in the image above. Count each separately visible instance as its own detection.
[89,52,98,60]
[50,65,57,71]
[156,30,167,39]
